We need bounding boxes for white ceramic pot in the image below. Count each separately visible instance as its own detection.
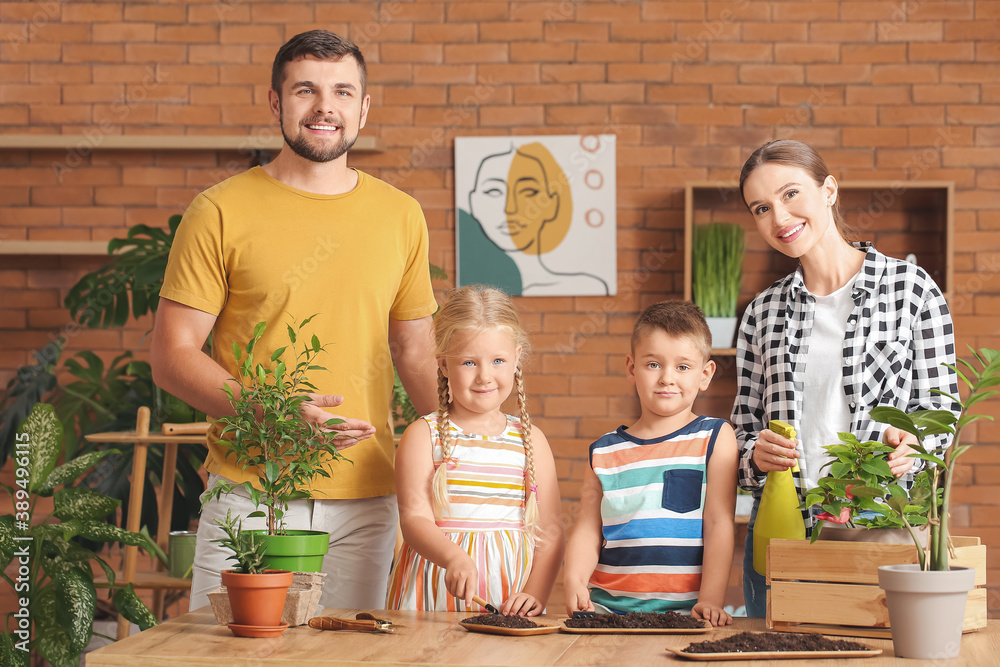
[705,317,737,349]
[877,563,975,659]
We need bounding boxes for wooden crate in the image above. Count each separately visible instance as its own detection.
[766,536,987,639]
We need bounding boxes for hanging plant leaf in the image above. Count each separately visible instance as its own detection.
[113,584,158,631]
[54,568,96,654]
[53,486,121,522]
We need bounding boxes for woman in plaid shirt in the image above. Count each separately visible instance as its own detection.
[732,140,960,617]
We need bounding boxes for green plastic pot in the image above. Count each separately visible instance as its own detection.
[250,530,330,573]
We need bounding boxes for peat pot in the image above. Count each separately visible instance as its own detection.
[877,564,976,660]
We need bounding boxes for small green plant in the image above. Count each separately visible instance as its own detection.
[806,347,999,571]
[1,404,159,667]
[213,510,267,575]
[200,316,350,535]
[692,222,745,318]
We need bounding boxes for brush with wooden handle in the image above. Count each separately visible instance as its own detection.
[472,595,500,615]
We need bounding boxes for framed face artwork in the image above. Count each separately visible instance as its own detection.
[455,135,617,297]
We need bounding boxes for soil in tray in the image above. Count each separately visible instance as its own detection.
[462,614,539,629]
[683,631,868,653]
[565,611,705,630]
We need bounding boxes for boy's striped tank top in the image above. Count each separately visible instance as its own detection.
[588,415,724,613]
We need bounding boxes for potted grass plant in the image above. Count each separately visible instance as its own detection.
[213,509,293,637]
[201,315,349,573]
[805,347,999,659]
[692,222,745,348]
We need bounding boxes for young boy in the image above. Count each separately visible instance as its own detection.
[563,301,737,626]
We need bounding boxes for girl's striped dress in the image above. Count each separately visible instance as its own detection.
[386,412,533,611]
[588,415,724,613]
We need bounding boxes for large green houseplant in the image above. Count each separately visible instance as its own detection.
[805,347,999,659]
[1,404,159,667]
[200,316,350,572]
[692,222,745,348]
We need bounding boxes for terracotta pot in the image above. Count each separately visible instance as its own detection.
[877,564,975,659]
[221,569,293,628]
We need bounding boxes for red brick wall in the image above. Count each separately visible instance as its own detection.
[1,1,999,614]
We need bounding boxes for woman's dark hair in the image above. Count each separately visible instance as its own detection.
[271,30,367,98]
[739,139,848,240]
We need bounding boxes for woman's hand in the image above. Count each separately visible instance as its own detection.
[502,592,542,617]
[444,553,479,608]
[751,428,800,472]
[883,427,918,477]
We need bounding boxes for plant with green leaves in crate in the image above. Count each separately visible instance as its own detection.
[802,347,999,659]
[692,222,745,348]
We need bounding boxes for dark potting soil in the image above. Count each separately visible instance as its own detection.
[684,631,869,653]
[564,611,705,629]
[462,613,540,629]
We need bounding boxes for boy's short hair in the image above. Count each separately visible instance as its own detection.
[631,301,712,360]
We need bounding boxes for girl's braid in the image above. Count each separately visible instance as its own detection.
[431,368,453,518]
[516,363,540,535]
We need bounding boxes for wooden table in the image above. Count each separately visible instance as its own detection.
[86,608,1000,666]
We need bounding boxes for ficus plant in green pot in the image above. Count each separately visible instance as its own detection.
[692,222,745,349]
[200,316,350,573]
[213,509,293,637]
[807,347,999,659]
[1,404,159,667]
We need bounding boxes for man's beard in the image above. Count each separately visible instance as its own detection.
[280,114,358,163]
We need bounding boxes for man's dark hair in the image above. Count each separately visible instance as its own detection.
[271,30,367,97]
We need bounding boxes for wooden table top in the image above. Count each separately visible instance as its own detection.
[86,608,999,666]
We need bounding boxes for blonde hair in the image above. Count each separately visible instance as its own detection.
[431,285,540,534]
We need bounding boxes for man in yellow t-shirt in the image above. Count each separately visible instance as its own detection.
[151,30,438,612]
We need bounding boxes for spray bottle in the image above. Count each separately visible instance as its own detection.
[753,419,807,575]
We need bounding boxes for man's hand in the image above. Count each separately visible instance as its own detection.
[883,426,918,477]
[303,394,375,450]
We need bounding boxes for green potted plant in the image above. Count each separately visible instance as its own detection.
[0,404,159,667]
[692,222,745,348]
[806,347,999,659]
[200,315,349,573]
[213,509,293,637]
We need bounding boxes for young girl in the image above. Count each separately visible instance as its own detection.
[386,285,564,616]
[733,140,960,616]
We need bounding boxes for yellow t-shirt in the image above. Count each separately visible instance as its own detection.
[160,167,438,499]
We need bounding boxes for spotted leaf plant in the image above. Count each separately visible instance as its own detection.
[1,403,160,667]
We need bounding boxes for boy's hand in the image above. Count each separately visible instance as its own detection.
[692,601,732,627]
[752,428,799,472]
[501,592,542,617]
[444,553,479,609]
[883,427,918,477]
[564,584,595,616]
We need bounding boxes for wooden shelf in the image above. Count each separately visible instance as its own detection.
[95,571,192,591]
[0,240,113,256]
[684,180,955,305]
[0,133,383,152]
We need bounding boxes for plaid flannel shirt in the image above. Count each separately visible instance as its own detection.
[731,242,960,529]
